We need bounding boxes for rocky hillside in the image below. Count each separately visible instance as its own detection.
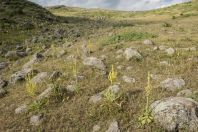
[0,0,198,131]
[0,0,55,29]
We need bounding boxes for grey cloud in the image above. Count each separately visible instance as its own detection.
[30,0,190,11]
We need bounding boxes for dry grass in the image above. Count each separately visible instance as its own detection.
[0,1,198,131]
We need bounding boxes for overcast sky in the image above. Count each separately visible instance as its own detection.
[30,0,190,11]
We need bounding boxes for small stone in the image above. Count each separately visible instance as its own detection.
[160,78,185,91]
[100,55,107,61]
[36,85,53,101]
[16,51,28,57]
[30,114,43,126]
[159,45,167,50]
[150,74,159,80]
[177,89,192,97]
[89,94,102,104]
[117,65,124,70]
[49,71,62,80]
[16,45,24,51]
[122,76,135,83]
[22,53,44,69]
[126,66,133,70]
[0,62,9,70]
[115,55,122,59]
[33,53,44,61]
[124,48,142,61]
[159,61,169,66]
[153,46,159,51]
[66,85,76,92]
[77,75,85,81]
[143,39,154,45]
[0,79,8,89]
[165,48,175,56]
[26,47,32,53]
[116,49,124,54]
[106,120,120,132]
[92,124,101,132]
[107,85,120,94]
[31,72,48,84]
[5,51,17,59]
[15,104,28,114]
[65,55,75,61]
[0,88,7,98]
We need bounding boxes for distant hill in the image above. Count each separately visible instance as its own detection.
[0,0,55,29]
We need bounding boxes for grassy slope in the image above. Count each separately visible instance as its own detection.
[0,1,198,131]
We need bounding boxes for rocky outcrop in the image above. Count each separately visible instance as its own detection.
[124,48,142,61]
[151,97,198,131]
[83,57,106,71]
[160,78,185,91]
[10,68,38,84]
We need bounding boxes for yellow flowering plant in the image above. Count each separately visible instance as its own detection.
[108,65,117,85]
[138,71,154,127]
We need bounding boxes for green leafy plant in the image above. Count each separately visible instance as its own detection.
[138,72,154,127]
[102,32,157,46]
[28,99,48,112]
[103,89,119,103]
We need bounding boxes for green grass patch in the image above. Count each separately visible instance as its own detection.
[101,32,157,46]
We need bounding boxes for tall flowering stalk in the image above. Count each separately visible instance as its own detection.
[138,71,153,127]
[108,65,117,85]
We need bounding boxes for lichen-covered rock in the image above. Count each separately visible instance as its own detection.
[5,51,27,59]
[49,71,62,80]
[122,76,135,83]
[151,97,198,131]
[0,79,8,89]
[83,57,106,71]
[23,53,44,69]
[143,39,154,45]
[106,120,120,132]
[89,94,102,104]
[159,61,170,66]
[160,78,185,91]
[5,51,17,59]
[30,114,43,126]
[0,88,7,98]
[10,68,38,84]
[15,104,28,114]
[124,48,142,61]
[31,72,48,84]
[165,48,175,56]
[66,85,76,92]
[16,51,28,57]
[0,62,9,70]
[92,124,101,132]
[36,85,53,101]
[177,89,193,97]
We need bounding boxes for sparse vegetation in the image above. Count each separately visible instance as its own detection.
[103,89,118,103]
[0,0,198,131]
[138,72,154,127]
[25,73,37,97]
[102,32,157,46]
